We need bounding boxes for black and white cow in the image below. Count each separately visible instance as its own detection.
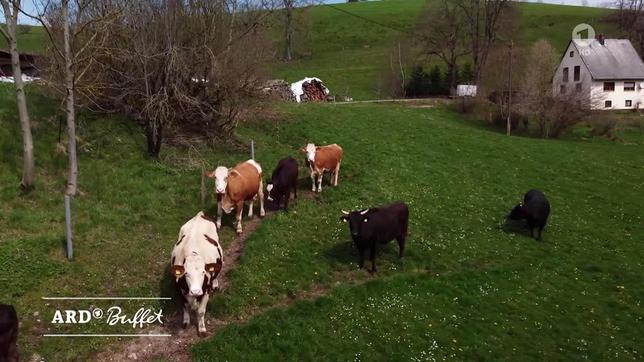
[340,202,409,273]
[266,157,298,211]
[170,212,223,336]
[0,304,18,362]
[507,189,551,241]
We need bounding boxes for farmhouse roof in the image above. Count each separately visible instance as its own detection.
[571,39,644,80]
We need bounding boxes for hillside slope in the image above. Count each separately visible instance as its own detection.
[274,1,617,100]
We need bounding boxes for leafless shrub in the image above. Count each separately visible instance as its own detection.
[87,0,274,157]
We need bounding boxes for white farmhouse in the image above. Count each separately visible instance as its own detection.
[553,36,644,110]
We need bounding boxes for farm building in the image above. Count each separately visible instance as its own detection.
[0,49,41,77]
[552,35,644,110]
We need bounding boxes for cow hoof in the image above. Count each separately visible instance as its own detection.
[216,221,221,228]
[236,230,242,235]
[182,322,189,329]
[198,330,207,337]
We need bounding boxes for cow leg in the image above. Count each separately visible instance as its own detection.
[248,199,254,218]
[333,161,341,186]
[370,245,377,273]
[258,178,266,217]
[397,235,406,258]
[216,201,222,229]
[293,185,297,199]
[236,202,244,234]
[7,342,18,362]
[182,302,190,328]
[197,294,209,337]
[310,171,317,192]
[537,227,543,241]
[283,193,290,211]
[317,173,323,193]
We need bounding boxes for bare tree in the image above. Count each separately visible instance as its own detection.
[415,0,471,94]
[455,0,510,87]
[0,0,35,191]
[518,40,591,138]
[92,0,273,156]
[19,0,118,195]
[609,0,644,54]
[281,0,313,61]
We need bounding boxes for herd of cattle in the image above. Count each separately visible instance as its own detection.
[0,145,552,357]
[169,142,551,335]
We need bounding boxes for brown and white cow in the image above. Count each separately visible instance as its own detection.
[170,211,223,336]
[301,143,343,193]
[205,159,265,234]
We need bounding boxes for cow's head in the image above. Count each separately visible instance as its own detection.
[506,203,525,221]
[300,143,317,163]
[205,166,229,195]
[340,209,370,239]
[171,252,221,297]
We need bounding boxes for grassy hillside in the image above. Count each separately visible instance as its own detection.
[0,25,45,53]
[2,80,642,359]
[275,1,617,100]
[2,2,619,99]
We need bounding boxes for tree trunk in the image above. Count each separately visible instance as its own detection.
[1,0,35,191]
[284,1,293,61]
[145,119,163,158]
[447,62,458,95]
[63,0,78,196]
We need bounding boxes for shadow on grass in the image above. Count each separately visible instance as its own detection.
[500,219,539,240]
[158,261,180,314]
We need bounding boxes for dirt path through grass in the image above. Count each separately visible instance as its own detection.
[95,193,329,361]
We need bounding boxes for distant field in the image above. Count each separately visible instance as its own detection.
[274,1,617,100]
[0,25,45,53]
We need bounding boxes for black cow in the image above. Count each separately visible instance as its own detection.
[266,157,298,211]
[340,202,409,273]
[0,304,18,362]
[507,189,551,241]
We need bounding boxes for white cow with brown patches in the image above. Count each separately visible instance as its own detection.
[301,143,343,193]
[205,159,265,234]
[170,211,223,336]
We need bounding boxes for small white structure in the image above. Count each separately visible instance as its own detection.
[290,77,329,103]
[553,36,644,110]
[456,84,477,97]
[0,74,39,84]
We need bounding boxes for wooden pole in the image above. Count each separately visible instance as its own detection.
[507,40,513,137]
[64,195,73,260]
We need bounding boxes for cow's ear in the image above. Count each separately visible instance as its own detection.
[171,265,184,278]
[340,215,348,222]
[204,170,215,179]
[205,259,223,277]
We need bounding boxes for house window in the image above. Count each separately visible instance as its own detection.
[604,82,615,91]
[560,85,566,94]
[605,100,612,108]
[624,82,635,91]
[575,83,582,92]
[563,67,569,82]
[626,100,632,107]
[574,66,580,81]
[569,51,574,57]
